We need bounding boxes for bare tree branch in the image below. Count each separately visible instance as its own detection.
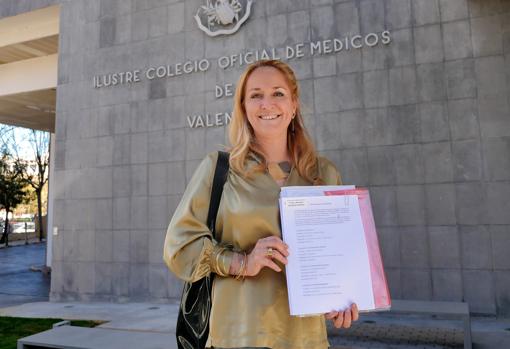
[0,125,50,241]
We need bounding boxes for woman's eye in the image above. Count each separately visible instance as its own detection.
[250,94,262,99]
[274,91,285,97]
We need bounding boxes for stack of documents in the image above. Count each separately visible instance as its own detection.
[279,185,391,316]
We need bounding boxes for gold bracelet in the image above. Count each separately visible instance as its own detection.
[235,252,247,281]
[234,252,246,280]
[234,253,244,280]
[214,247,229,277]
[219,249,231,276]
[241,252,248,280]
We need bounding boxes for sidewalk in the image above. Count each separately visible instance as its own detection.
[0,242,50,308]
[0,301,180,333]
[2,300,510,348]
[0,237,44,248]
[2,243,509,348]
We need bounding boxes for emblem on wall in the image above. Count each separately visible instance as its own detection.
[195,0,253,37]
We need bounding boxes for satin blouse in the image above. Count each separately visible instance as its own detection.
[164,151,342,349]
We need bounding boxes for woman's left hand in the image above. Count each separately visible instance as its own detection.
[325,303,359,329]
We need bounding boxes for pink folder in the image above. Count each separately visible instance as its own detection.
[324,188,391,311]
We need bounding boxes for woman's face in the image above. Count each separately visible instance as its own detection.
[243,66,297,142]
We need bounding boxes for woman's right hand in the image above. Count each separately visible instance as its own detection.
[244,236,289,277]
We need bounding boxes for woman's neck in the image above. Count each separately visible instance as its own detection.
[255,135,291,163]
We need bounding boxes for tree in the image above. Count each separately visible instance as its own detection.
[0,126,49,242]
[0,151,28,246]
[23,130,50,241]
[0,124,11,139]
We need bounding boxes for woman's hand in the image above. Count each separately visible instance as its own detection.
[244,236,289,277]
[326,303,359,329]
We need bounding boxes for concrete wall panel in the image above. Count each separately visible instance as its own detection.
[2,0,505,314]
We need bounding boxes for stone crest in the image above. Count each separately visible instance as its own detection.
[194,0,253,37]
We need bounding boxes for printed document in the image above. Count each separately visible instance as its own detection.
[280,189,389,316]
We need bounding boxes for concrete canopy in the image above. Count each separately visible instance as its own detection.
[0,5,59,132]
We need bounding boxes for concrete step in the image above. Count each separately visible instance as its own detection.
[18,326,177,349]
[19,323,462,349]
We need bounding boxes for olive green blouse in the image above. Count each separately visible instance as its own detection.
[163,151,342,349]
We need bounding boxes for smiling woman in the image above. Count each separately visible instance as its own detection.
[164,60,358,349]
[228,60,320,184]
[243,66,296,144]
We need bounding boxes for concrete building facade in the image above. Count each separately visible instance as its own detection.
[0,0,509,316]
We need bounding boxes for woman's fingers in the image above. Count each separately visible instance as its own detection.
[266,249,288,265]
[342,309,352,328]
[244,236,290,276]
[325,311,338,320]
[260,256,282,272]
[329,303,359,328]
[258,237,289,264]
[351,303,359,322]
[261,236,289,257]
[333,311,344,328]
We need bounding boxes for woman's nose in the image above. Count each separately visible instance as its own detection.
[259,96,273,109]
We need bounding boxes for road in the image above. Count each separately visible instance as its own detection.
[0,243,50,309]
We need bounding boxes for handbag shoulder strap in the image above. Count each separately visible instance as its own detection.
[206,151,229,236]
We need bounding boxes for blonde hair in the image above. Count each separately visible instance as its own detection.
[228,60,322,184]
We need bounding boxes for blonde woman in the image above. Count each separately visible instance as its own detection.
[164,60,359,349]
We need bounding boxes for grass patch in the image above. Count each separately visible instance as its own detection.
[0,316,102,349]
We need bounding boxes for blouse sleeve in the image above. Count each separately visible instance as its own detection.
[163,152,235,283]
[318,156,343,185]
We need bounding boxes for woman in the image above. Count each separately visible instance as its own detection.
[164,60,359,349]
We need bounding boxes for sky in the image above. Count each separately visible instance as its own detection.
[1,123,46,161]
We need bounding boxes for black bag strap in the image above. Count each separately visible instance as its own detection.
[206,151,229,236]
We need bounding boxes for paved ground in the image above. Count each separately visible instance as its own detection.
[0,242,50,308]
[3,300,510,348]
[2,243,510,348]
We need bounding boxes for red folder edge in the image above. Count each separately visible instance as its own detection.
[324,188,392,311]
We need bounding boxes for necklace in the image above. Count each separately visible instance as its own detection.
[267,161,292,181]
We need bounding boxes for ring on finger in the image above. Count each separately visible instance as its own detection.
[266,247,274,258]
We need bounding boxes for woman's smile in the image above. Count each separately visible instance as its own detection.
[259,113,282,120]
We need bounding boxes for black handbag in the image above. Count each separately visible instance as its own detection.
[176,151,230,349]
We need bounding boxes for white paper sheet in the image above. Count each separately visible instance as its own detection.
[280,195,375,316]
[280,185,355,198]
